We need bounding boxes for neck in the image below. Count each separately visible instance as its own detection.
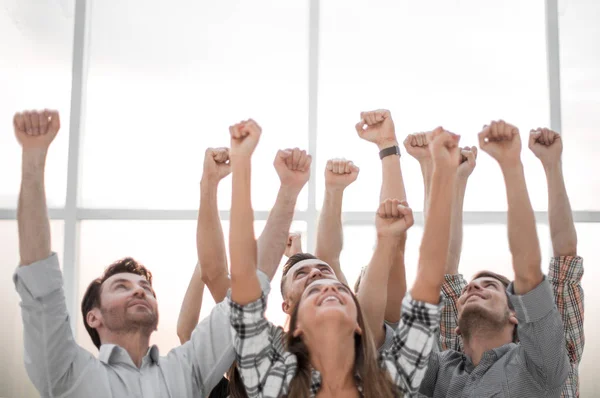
[101,330,152,368]
[462,326,513,366]
[306,327,357,395]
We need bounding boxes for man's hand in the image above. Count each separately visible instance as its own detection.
[202,147,231,184]
[478,120,521,168]
[284,232,303,257]
[429,127,461,170]
[375,199,414,238]
[457,146,477,180]
[274,148,312,192]
[528,127,562,168]
[229,119,262,158]
[325,158,359,191]
[355,109,397,149]
[404,132,432,163]
[14,110,60,150]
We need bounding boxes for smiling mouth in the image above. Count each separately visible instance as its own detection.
[319,295,343,306]
[465,295,485,303]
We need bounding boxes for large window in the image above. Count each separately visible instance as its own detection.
[2,0,599,396]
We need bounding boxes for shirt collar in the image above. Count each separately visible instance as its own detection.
[98,344,160,366]
[310,369,364,397]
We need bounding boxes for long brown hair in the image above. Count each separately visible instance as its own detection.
[285,284,400,398]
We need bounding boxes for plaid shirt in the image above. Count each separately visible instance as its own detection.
[229,293,442,398]
[439,256,584,398]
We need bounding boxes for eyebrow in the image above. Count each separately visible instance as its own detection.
[110,278,151,288]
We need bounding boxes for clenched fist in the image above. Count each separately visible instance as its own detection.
[325,158,359,190]
[404,132,432,163]
[375,199,414,238]
[14,110,60,150]
[478,120,521,167]
[229,119,262,158]
[285,232,303,258]
[202,147,231,184]
[457,146,478,180]
[355,109,397,149]
[528,127,562,168]
[429,127,461,171]
[274,148,312,192]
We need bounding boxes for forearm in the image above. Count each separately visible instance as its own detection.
[420,160,433,222]
[357,237,399,347]
[412,169,455,304]
[177,265,205,344]
[257,186,299,280]
[198,180,230,297]
[314,188,347,284]
[502,162,543,294]
[545,162,577,256]
[18,150,51,266]
[445,179,467,275]
[230,159,261,304]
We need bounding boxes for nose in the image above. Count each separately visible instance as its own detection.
[308,267,323,281]
[466,280,483,294]
[132,285,146,298]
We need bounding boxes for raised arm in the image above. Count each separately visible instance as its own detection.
[257,148,310,280]
[411,127,460,304]
[479,121,542,294]
[529,127,584,392]
[356,109,407,324]
[229,119,262,305]
[358,199,414,348]
[13,110,96,396]
[15,110,59,265]
[314,158,358,285]
[177,148,231,343]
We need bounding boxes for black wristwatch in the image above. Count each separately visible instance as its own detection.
[379,145,401,159]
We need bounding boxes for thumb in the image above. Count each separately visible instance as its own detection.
[278,149,292,159]
[529,129,542,147]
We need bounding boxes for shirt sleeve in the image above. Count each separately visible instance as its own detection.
[229,293,297,398]
[13,253,97,397]
[508,276,571,392]
[548,256,584,366]
[380,293,443,395]
[173,270,272,396]
[439,274,467,352]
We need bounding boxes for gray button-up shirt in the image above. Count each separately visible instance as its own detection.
[13,253,271,398]
[417,277,570,397]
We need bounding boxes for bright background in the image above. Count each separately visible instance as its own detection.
[1,0,599,396]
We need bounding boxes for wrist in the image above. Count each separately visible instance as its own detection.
[375,234,402,247]
[324,184,346,195]
[278,185,301,202]
[200,176,219,189]
[543,160,563,175]
[500,159,524,176]
[377,139,399,151]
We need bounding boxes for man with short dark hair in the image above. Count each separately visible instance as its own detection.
[416,120,570,397]
[12,109,272,397]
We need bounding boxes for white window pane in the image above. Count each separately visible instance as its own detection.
[559,0,600,210]
[574,223,599,395]
[0,221,64,398]
[318,0,549,211]
[0,3,73,208]
[77,220,306,354]
[81,1,308,210]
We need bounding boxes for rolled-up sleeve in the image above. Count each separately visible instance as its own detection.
[439,274,467,352]
[508,277,570,392]
[13,253,95,397]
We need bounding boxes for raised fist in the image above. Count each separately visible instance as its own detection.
[274,148,312,192]
[202,147,231,184]
[375,199,414,238]
[429,127,461,170]
[229,119,262,157]
[13,110,60,150]
[457,146,478,180]
[404,132,432,163]
[478,120,521,167]
[355,109,397,148]
[325,158,359,190]
[284,232,303,258]
[528,127,562,168]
